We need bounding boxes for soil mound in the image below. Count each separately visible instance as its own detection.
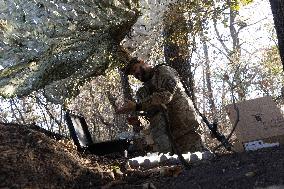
[0,123,102,188]
[1,123,284,189]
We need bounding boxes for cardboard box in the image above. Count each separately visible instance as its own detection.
[226,96,284,152]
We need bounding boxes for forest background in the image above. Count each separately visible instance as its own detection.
[0,0,282,147]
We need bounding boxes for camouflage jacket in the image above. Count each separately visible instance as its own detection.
[136,65,203,153]
[136,65,186,113]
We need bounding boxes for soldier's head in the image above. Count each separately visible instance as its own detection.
[123,57,153,82]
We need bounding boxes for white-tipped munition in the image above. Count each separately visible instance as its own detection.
[159,152,171,163]
[182,152,191,162]
[128,151,215,168]
[195,152,203,160]
[129,156,145,168]
[168,154,179,164]
[141,158,151,167]
[202,150,214,159]
[130,159,140,168]
[142,156,159,168]
[189,153,199,162]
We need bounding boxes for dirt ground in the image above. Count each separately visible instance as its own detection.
[0,123,284,189]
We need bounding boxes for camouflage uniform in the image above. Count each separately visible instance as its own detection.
[136,85,171,152]
[136,65,204,153]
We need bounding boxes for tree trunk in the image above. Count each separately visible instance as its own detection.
[214,1,246,101]
[269,0,284,69]
[228,1,246,101]
[163,7,196,102]
[200,28,217,120]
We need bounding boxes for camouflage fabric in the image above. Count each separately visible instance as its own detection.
[136,65,204,153]
[136,85,171,152]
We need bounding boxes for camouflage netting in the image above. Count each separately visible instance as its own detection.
[0,0,139,103]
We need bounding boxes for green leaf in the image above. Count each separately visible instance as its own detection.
[231,3,240,11]
[240,0,253,5]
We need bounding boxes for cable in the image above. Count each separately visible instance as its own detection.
[181,79,238,153]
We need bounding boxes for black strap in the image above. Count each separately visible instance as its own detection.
[156,64,233,151]
[180,77,232,151]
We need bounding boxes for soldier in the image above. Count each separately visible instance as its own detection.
[135,84,171,152]
[117,57,205,153]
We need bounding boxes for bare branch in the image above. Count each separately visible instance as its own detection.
[10,99,26,124]
[35,95,62,128]
[213,17,230,54]
[207,40,233,62]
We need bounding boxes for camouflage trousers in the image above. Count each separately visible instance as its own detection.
[149,112,171,153]
[149,111,204,153]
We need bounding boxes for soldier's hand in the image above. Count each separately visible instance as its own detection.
[116,100,136,114]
